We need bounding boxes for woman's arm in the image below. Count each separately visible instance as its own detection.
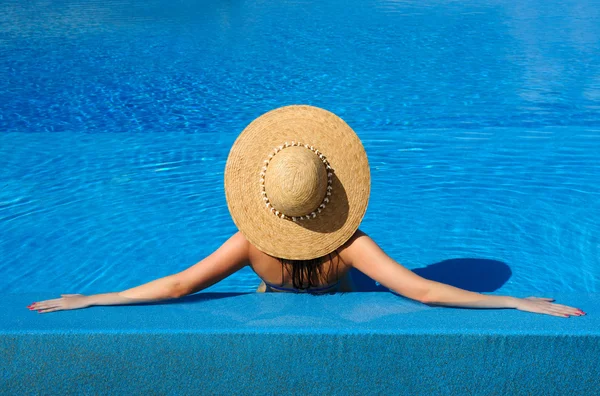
[31,275,182,313]
[91,275,182,306]
[169,231,250,296]
[340,230,435,303]
[114,232,250,301]
[344,230,516,308]
[341,230,584,317]
[418,281,517,308]
[30,232,250,313]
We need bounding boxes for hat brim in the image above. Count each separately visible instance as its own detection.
[224,105,370,260]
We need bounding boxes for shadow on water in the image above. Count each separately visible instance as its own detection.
[350,258,512,293]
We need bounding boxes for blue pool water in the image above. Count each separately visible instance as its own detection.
[1,0,599,295]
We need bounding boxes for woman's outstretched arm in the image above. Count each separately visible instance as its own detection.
[168,231,249,297]
[29,232,249,313]
[342,230,584,317]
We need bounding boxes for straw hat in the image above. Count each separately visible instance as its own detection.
[224,105,370,260]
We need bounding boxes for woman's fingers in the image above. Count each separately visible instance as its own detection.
[35,303,60,310]
[29,295,90,313]
[517,298,585,318]
[551,303,580,311]
[546,302,583,314]
[30,295,80,310]
[551,311,570,318]
[531,309,565,318]
[36,299,61,305]
[525,296,555,301]
[33,301,51,308]
[524,297,585,315]
[537,305,570,317]
[30,300,59,309]
[31,300,64,310]
[546,306,583,317]
[29,293,91,314]
[37,307,61,313]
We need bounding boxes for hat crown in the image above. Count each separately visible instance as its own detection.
[264,146,327,217]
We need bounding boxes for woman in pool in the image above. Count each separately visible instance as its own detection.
[28,105,585,318]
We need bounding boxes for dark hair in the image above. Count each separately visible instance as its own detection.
[277,250,343,290]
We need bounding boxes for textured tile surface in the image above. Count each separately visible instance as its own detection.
[2,292,598,395]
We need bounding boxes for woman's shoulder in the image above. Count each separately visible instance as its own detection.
[341,228,370,249]
[338,229,383,267]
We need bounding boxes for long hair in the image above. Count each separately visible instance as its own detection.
[277,250,343,290]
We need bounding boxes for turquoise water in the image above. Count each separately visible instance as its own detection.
[1,0,599,294]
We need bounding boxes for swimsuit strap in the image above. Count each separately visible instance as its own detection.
[264,279,341,293]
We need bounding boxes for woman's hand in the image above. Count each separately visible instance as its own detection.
[515,296,586,318]
[27,294,91,314]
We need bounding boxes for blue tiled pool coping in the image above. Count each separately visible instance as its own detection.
[2,292,598,394]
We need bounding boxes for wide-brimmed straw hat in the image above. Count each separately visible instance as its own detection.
[224,105,370,260]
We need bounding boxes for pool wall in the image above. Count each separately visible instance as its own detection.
[2,292,598,394]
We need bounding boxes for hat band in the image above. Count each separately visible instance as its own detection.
[259,141,333,221]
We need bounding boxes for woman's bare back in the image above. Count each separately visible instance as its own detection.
[249,239,356,293]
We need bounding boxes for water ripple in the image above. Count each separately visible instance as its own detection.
[1,0,600,293]
[0,128,598,293]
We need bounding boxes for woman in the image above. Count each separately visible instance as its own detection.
[28,105,585,318]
